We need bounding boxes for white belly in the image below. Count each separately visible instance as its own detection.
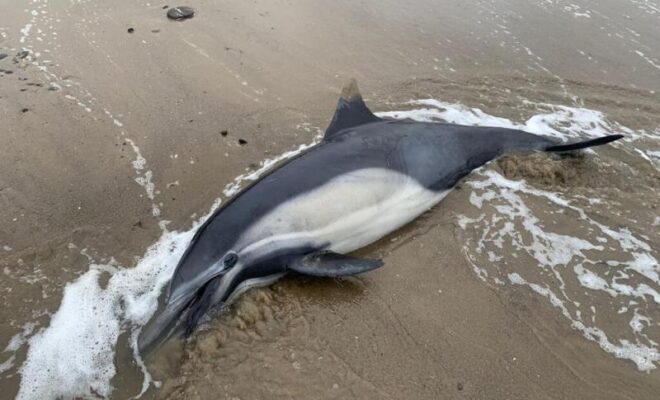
[236,168,448,255]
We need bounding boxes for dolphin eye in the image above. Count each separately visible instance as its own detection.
[224,252,238,268]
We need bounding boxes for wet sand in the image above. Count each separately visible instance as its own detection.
[1,0,659,399]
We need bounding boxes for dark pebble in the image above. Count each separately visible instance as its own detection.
[220,130,228,137]
[167,6,195,20]
[151,29,161,33]
[4,70,13,74]
[0,53,7,61]
[48,86,58,91]
[20,88,27,92]
[457,382,464,391]
[162,5,169,9]
[15,50,29,60]
[127,27,135,33]
[21,108,29,113]
[238,139,247,145]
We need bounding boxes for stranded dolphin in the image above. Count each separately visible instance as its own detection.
[138,80,622,352]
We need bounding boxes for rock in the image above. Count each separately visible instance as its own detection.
[15,50,30,60]
[238,138,247,145]
[0,53,8,61]
[167,6,194,20]
[127,27,135,33]
[220,130,228,137]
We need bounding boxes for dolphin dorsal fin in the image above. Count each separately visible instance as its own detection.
[324,79,382,140]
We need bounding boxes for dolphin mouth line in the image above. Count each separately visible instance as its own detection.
[138,284,208,355]
[183,277,223,337]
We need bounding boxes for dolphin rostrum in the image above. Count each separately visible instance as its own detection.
[138,80,622,351]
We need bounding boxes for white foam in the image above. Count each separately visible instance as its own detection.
[19,24,32,43]
[125,139,160,216]
[466,170,659,370]
[17,227,196,399]
[379,99,658,144]
[15,133,321,399]
[388,98,659,370]
[508,273,659,371]
[635,50,660,70]
[0,355,15,374]
[4,322,37,353]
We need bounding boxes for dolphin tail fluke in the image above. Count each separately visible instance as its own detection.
[544,134,623,152]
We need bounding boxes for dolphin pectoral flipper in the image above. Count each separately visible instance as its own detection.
[288,251,384,277]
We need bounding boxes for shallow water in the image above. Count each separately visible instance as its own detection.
[1,0,659,399]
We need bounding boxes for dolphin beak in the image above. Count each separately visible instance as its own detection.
[137,290,195,355]
[138,275,226,355]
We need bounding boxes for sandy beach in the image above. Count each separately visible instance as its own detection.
[1,0,659,399]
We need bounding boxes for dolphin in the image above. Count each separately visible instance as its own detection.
[138,79,622,352]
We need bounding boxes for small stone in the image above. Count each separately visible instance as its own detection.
[238,138,247,145]
[457,382,464,391]
[151,29,161,33]
[127,27,135,33]
[220,130,228,137]
[4,70,12,74]
[21,108,29,113]
[0,53,8,61]
[162,5,169,9]
[15,50,30,60]
[167,6,195,20]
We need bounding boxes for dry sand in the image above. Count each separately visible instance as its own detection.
[1,0,659,399]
